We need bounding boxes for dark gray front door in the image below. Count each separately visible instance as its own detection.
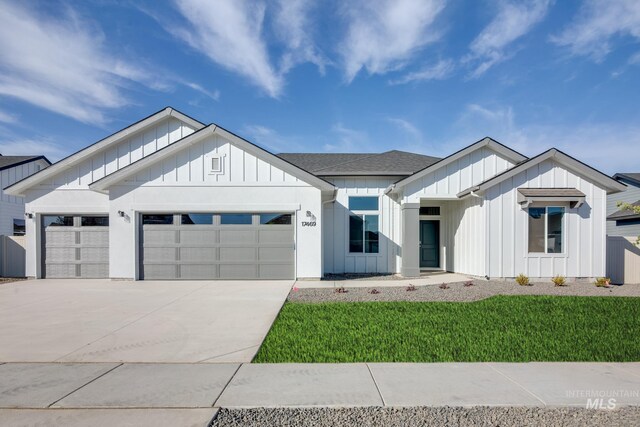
[419,220,439,268]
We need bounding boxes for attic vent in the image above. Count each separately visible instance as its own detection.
[208,154,224,174]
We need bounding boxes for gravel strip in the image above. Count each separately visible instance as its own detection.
[210,406,640,427]
[289,281,640,303]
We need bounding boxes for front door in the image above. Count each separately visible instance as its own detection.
[419,220,440,268]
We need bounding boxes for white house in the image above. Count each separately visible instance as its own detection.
[0,155,51,237]
[4,107,626,280]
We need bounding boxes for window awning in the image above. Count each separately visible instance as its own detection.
[517,188,586,209]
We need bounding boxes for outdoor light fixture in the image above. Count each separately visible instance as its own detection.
[117,210,125,217]
[24,213,33,219]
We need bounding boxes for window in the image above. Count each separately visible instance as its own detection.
[348,196,379,253]
[81,216,109,227]
[181,214,213,225]
[528,207,564,254]
[208,155,223,174]
[260,213,292,225]
[43,215,73,227]
[220,214,252,225]
[13,219,25,236]
[349,196,378,211]
[142,214,173,225]
[420,206,440,216]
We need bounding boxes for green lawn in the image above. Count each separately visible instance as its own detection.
[254,296,640,363]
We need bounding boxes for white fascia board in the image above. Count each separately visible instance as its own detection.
[5,107,205,197]
[389,137,527,194]
[89,125,216,193]
[212,126,336,192]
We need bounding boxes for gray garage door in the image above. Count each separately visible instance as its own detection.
[140,213,294,280]
[42,215,109,278]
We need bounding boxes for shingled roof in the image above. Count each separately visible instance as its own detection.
[278,150,440,176]
[614,173,640,186]
[0,155,50,171]
[607,200,640,221]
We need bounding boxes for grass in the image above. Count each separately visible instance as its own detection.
[254,296,640,363]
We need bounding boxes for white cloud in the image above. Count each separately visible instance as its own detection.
[0,138,67,161]
[170,0,282,97]
[389,59,455,84]
[340,0,446,82]
[242,124,307,152]
[274,0,327,74]
[386,117,424,142]
[0,2,162,125]
[552,0,640,62]
[466,0,551,77]
[325,123,371,152]
[0,110,17,124]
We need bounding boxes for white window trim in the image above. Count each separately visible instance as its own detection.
[527,206,566,256]
[347,195,380,255]
[207,154,225,175]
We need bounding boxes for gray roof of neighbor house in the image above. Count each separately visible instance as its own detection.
[607,200,640,221]
[0,155,50,171]
[277,150,441,176]
[614,173,640,186]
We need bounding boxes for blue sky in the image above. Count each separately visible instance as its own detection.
[0,0,639,174]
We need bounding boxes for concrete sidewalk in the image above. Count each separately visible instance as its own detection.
[295,272,473,288]
[1,362,639,426]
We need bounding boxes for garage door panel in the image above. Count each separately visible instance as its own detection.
[46,247,77,262]
[220,264,257,279]
[179,247,216,262]
[144,247,177,263]
[259,229,292,243]
[258,247,292,262]
[81,264,109,278]
[46,264,79,278]
[80,247,109,262]
[180,230,217,245]
[144,230,177,245]
[144,264,178,280]
[220,230,255,244]
[259,264,294,279]
[220,247,256,261]
[180,264,217,279]
[45,231,77,246]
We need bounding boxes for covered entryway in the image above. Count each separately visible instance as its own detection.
[140,212,294,280]
[42,215,109,278]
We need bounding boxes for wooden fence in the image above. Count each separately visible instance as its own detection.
[607,236,640,284]
[0,235,26,278]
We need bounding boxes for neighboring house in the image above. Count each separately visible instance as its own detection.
[4,107,626,280]
[0,154,51,237]
[607,173,640,237]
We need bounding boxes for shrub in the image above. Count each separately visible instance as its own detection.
[552,275,566,287]
[595,277,611,288]
[464,281,474,287]
[406,284,417,292]
[334,286,348,294]
[439,283,450,290]
[515,274,530,286]
[369,288,380,294]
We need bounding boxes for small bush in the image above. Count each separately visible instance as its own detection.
[439,283,450,290]
[552,275,566,287]
[595,277,611,288]
[464,281,474,287]
[369,288,380,294]
[334,286,348,294]
[406,284,417,292]
[515,274,530,286]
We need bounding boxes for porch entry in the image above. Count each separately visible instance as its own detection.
[419,220,440,268]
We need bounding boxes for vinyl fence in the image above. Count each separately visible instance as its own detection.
[0,235,26,278]
[606,236,640,285]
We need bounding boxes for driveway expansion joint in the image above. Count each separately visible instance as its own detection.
[487,364,547,407]
[212,363,243,408]
[47,363,123,408]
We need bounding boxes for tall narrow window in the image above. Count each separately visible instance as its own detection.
[348,196,379,253]
[13,219,25,236]
[528,207,565,254]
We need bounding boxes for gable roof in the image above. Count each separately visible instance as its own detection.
[89,125,336,193]
[4,107,204,197]
[607,200,640,221]
[0,155,50,171]
[614,173,640,187]
[387,137,528,194]
[457,148,627,197]
[278,150,440,176]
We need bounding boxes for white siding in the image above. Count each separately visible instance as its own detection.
[607,178,640,237]
[484,158,607,279]
[121,134,303,186]
[443,197,485,276]
[404,146,515,201]
[323,177,400,274]
[0,159,49,236]
[36,118,196,190]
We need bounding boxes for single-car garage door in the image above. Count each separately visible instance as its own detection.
[141,213,294,280]
[42,215,110,278]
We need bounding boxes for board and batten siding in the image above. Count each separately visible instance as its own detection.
[35,118,195,190]
[404,146,515,202]
[442,197,486,277]
[606,177,640,237]
[122,134,304,186]
[323,177,400,274]
[484,158,607,279]
[0,159,49,236]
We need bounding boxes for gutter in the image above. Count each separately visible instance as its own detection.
[322,188,338,206]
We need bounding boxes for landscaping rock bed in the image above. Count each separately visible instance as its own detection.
[289,280,640,303]
[211,406,640,427]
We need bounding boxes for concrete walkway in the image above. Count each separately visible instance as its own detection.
[295,272,472,288]
[1,362,639,426]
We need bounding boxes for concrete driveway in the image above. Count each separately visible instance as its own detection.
[0,279,292,363]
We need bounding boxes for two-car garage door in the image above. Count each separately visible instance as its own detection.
[140,212,294,280]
